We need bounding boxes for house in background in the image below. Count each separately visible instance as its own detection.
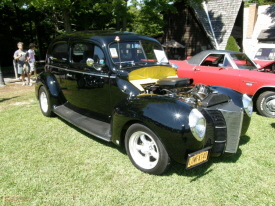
[243,4,275,57]
[157,0,244,59]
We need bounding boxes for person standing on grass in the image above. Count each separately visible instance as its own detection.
[28,43,37,80]
[13,42,32,86]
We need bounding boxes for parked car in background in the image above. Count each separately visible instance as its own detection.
[249,43,275,67]
[174,50,275,118]
[35,32,252,175]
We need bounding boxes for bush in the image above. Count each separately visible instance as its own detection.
[225,36,240,51]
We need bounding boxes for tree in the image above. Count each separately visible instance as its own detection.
[225,36,240,52]
[27,0,84,33]
[93,0,129,31]
[128,0,207,36]
[245,0,275,6]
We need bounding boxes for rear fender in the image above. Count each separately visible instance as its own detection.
[36,71,66,107]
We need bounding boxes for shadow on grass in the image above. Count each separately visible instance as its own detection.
[56,116,250,178]
[164,135,250,178]
[270,123,275,129]
[164,148,243,179]
[0,96,19,103]
[239,135,250,146]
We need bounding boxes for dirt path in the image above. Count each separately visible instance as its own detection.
[0,82,35,98]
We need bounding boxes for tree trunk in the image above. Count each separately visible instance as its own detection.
[116,16,120,31]
[12,0,24,38]
[63,9,71,33]
[122,17,127,31]
[34,17,43,60]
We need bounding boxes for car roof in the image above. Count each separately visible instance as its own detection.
[187,50,244,65]
[51,30,159,45]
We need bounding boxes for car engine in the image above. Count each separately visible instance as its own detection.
[142,78,229,108]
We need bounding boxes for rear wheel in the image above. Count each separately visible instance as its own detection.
[125,123,170,175]
[256,91,275,118]
[39,86,55,117]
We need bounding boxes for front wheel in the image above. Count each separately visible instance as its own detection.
[125,124,170,175]
[39,86,55,117]
[256,91,275,118]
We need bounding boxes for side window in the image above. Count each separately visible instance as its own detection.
[72,43,88,63]
[94,46,105,64]
[51,42,68,61]
[81,45,105,65]
[200,54,224,67]
[72,42,106,67]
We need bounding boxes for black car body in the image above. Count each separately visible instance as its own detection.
[35,31,252,175]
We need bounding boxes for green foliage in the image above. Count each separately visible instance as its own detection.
[128,0,207,36]
[0,0,209,66]
[128,1,164,36]
[225,36,240,51]
[244,0,274,6]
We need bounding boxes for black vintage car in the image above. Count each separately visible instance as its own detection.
[35,31,252,175]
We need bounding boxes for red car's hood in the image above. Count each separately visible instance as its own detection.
[254,60,275,67]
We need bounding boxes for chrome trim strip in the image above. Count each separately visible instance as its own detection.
[49,66,116,78]
[242,80,257,84]
[48,65,64,70]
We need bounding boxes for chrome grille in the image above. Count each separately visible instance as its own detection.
[219,108,243,153]
[204,101,244,154]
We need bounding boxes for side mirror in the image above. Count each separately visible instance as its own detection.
[86,58,94,67]
[170,62,178,69]
[218,63,228,70]
[86,58,106,72]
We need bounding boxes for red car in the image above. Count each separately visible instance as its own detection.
[173,50,275,118]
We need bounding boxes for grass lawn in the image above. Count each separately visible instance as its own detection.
[1,83,275,205]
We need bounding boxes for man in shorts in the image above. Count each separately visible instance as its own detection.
[13,42,31,86]
[28,43,37,81]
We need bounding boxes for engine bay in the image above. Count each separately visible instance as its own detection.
[142,77,214,107]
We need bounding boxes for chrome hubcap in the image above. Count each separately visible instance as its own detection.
[129,131,159,169]
[40,91,48,113]
[263,96,275,116]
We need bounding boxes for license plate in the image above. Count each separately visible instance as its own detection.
[186,147,211,169]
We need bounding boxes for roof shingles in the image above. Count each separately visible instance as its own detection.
[193,0,243,50]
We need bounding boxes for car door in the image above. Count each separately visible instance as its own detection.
[62,41,112,123]
[47,41,69,89]
[192,53,240,91]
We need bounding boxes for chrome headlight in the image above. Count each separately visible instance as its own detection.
[242,94,253,117]
[189,109,206,141]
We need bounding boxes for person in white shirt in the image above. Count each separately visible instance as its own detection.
[28,43,37,81]
[13,42,31,86]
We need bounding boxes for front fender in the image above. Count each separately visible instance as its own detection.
[111,95,206,164]
[210,86,243,108]
[35,71,66,108]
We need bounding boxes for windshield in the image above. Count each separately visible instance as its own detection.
[254,48,275,60]
[230,54,257,70]
[109,40,169,67]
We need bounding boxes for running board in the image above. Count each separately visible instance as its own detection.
[54,105,111,142]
